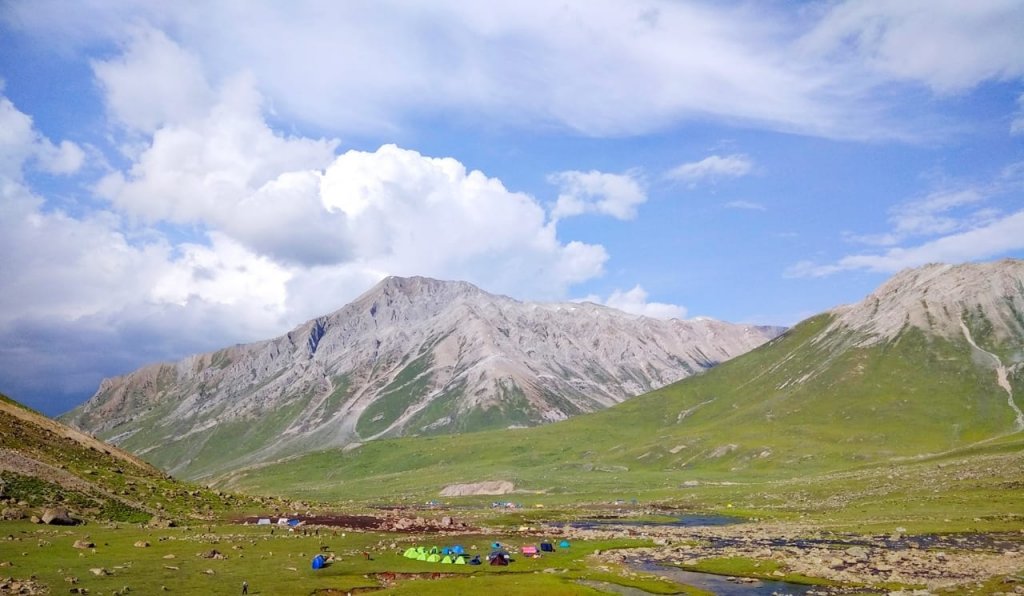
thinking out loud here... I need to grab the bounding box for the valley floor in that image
[2,509,1023,595]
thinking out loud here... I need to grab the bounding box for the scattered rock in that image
[73,540,95,549]
[133,541,150,548]
[89,567,110,576]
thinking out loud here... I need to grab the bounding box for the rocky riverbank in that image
[568,521,1024,592]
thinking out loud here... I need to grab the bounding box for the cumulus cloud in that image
[666,154,753,186]
[582,285,687,320]
[92,26,214,133]
[0,96,84,178]
[548,170,647,220]
[319,145,608,300]
[92,31,344,265]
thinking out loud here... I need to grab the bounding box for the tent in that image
[287,519,300,527]
[441,555,453,564]
[468,555,481,565]
[559,540,571,548]
[488,551,510,566]
[311,554,327,570]
[540,541,554,552]
[521,545,538,555]
[452,545,465,555]
[426,553,441,563]
[256,518,271,526]
[454,556,466,565]
[403,547,420,559]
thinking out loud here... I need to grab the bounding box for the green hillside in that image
[217,313,1024,530]
[0,392,270,524]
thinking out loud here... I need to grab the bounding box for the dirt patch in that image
[439,480,514,496]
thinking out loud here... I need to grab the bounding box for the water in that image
[633,561,819,596]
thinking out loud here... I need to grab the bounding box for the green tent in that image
[454,556,466,565]
[426,553,441,563]
[441,555,453,564]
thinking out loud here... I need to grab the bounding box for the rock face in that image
[827,259,1024,346]
[63,276,782,479]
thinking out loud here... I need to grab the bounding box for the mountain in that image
[218,260,1024,502]
[0,392,258,524]
[63,276,782,480]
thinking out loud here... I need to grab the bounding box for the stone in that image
[73,540,95,549]
[41,507,75,525]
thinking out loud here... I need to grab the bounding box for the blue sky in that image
[2,1,1023,416]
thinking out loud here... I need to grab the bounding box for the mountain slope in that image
[0,393,257,524]
[218,260,1024,502]
[63,276,781,480]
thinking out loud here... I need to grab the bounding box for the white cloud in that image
[666,154,754,185]
[92,26,214,133]
[15,0,1022,139]
[548,170,647,221]
[800,0,1024,94]
[791,164,1024,277]
[582,285,687,320]
[1012,92,1024,135]
[724,200,766,211]
[788,210,1024,277]
[0,96,84,178]
[92,32,343,265]
[318,145,608,301]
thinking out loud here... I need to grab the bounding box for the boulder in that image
[41,507,75,525]
[73,540,95,549]
[133,541,150,548]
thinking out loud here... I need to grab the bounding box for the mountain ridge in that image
[217,259,1024,504]
[64,275,782,479]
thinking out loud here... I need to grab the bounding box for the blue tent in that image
[287,519,300,527]
[559,540,570,548]
[452,545,465,555]
[311,554,326,570]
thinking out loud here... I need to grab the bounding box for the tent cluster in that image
[402,545,479,565]
[402,540,570,567]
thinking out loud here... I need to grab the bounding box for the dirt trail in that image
[959,319,1024,432]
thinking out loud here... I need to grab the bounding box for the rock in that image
[440,516,453,527]
[845,546,868,560]
[73,540,95,549]
[1,508,23,520]
[41,507,75,525]
[133,541,150,548]
[90,568,110,576]
[29,516,40,524]
[147,517,175,528]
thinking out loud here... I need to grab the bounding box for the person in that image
[242,580,248,594]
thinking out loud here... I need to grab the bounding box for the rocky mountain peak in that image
[64,275,781,479]
[828,259,1024,345]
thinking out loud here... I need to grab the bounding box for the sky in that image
[2,1,1023,416]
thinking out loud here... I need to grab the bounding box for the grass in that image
[0,521,690,596]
